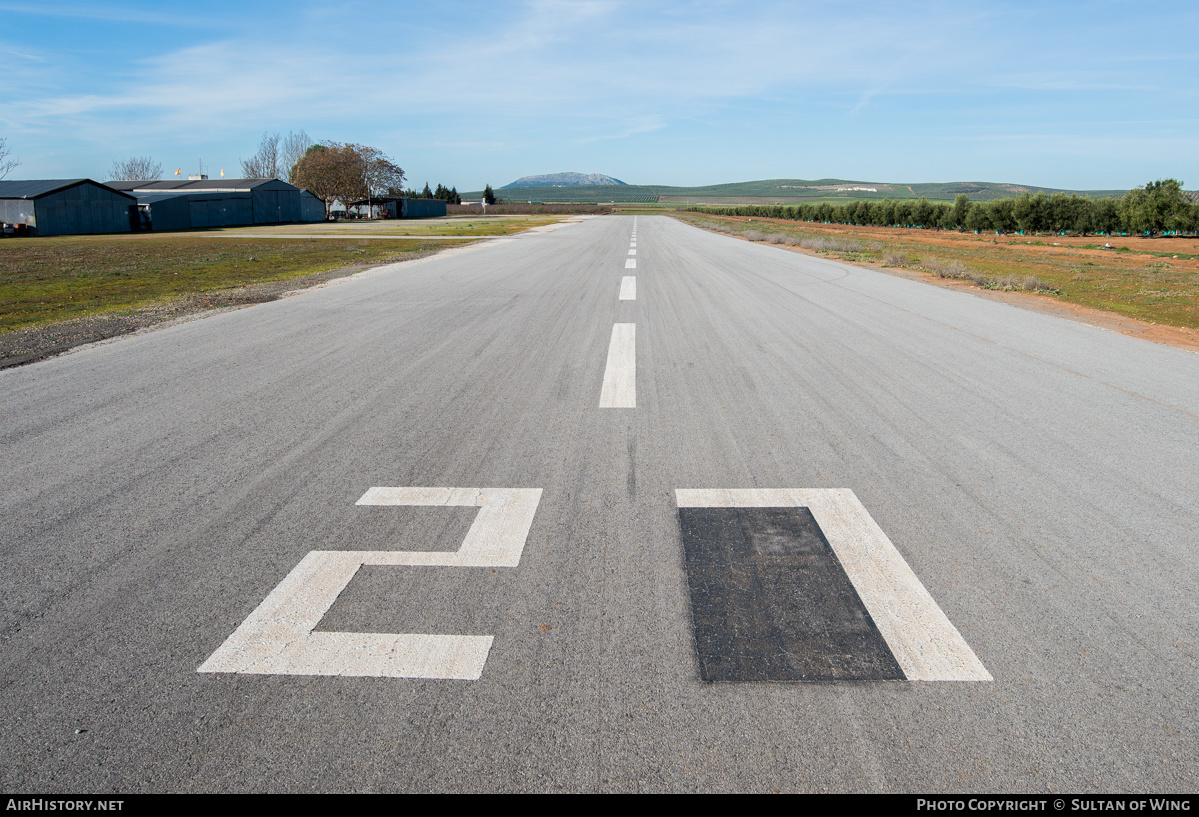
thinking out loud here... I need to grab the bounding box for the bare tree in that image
[280,130,312,183]
[109,156,163,181]
[1,137,21,180]
[241,132,281,179]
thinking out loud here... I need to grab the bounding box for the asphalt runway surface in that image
[2,215,1197,792]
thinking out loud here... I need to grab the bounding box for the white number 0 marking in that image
[198,488,542,680]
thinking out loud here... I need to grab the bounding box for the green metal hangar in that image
[0,179,137,236]
[344,195,448,219]
[106,177,325,231]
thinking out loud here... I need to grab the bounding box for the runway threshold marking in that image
[674,489,991,682]
[198,487,542,680]
[619,276,636,301]
[599,323,636,408]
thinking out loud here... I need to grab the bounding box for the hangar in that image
[0,179,137,236]
[106,177,325,231]
[345,196,448,219]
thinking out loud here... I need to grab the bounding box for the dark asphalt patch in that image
[678,506,904,683]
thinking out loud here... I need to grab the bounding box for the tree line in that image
[404,182,461,204]
[686,180,1198,237]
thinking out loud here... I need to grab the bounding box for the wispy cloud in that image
[575,118,666,144]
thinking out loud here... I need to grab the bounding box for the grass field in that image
[0,233,450,332]
[0,215,566,334]
[215,215,562,237]
[675,212,1199,332]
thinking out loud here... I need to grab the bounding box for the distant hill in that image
[502,172,626,188]
[470,177,1134,204]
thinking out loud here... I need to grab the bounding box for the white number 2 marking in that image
[198,488,542,680]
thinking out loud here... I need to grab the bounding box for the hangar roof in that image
[106,178,293,193]
[0,179,106,199]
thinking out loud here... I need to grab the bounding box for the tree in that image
[292,143,359,217]
[483,184,496,205]
[436,184,460,204]
[987,197,1017,233]
[879,199,897,226]
[1091,197,1122,234]
[280,130,311,183]
[964,199,990,232]
[1072,198,1095,237]
[353,144,404,217]
[241,132,281,179]
[1045,193,1075,233]
[1013,192,1050,233]
[951,194,971,230]
[1122,179,1189,236]
[291,141,403,218]
[0,136,18,180]
[911,197,935,228]
[241,130,311,180]
[109,156,162,181]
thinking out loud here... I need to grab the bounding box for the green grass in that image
[0,233,459,332]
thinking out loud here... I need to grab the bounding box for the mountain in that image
[467,177,1134,204]
[501,172,627,188]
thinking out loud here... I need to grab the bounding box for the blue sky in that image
[2,0,1196,191]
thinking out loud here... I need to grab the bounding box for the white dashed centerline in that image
[625,258,636,269]
[599,323,636,408]
[619,276,636,301]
